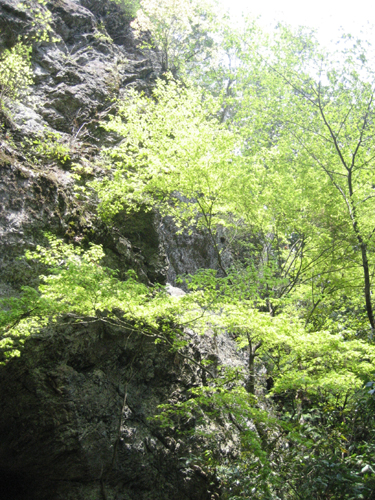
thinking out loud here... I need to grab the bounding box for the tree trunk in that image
[348,171,375,330]
[245,334,262,395]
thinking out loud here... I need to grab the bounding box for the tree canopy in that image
[2,2,375,498]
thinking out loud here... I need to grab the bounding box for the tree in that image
[109,0,140,19]
[130,0,220,74]
[226,25,375,331]
[92,75,245,276]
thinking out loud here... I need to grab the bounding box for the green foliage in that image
[90,21,375,498]
[0,235,183,362]
[93,22,113,43]
[0,287,49,361]
[0,42,33,110]
[94,75,242,232]
[109,0,140,19]
[0,0,58,114]
[178,273,375,398]
[229,24,375,329]
[130,0,222,74]
[5,6,375,497]
[21,130,71,165]
[153,333,375,499]
[19,0,57,42]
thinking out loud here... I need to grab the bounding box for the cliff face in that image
[0,1,237,498]
[0,317,237,500]
[0,0,166,295]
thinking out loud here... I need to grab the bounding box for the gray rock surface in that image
[0,318,244,500]
[161,216,232,288]
[166,282,186,297]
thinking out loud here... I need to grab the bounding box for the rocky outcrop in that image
[0,317,245,500]
[1,0,159,135]
[162,216,231,288]
[0,0,168,292]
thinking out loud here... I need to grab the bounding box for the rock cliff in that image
[0,316,239,500]
[0,0,166,295]
[0,1,238,499]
